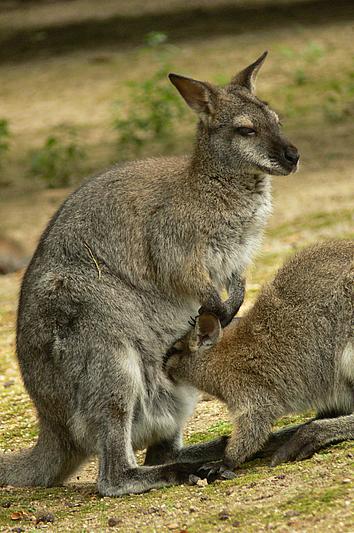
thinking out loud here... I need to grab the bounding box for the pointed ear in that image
[189,313,222,352]
[169,73,217,117]
[231,51,268,93]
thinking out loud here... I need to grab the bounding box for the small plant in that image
[293,68,307,86]
[113,33,186,160]
[29,126,86,188]
[303,41,325,63]
[323,72,354,123]
[0,119,10,165]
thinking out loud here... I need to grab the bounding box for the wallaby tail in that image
[0,422,84,488]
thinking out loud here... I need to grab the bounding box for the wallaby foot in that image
[252,422,311,460]
[99,462,207,497]
[144,434,229,466]
[144,434,182,466]
[271,414,354,466]
[196,460,236,484]
[177,435,229,463]
[98,414,209,496]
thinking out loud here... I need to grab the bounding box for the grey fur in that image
[0,53,298,495]
[166,241,354,469]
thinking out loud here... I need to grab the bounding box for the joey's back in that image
[216,240,353,409]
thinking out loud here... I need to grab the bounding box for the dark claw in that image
[188,316,197,327]
[220,469,237,480]
[188,474,202,485]
[197,462,233,484]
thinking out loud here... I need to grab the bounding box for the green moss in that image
[186,420,232,445]
[268,209,354,239]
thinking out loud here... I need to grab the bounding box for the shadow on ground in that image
[1,0,354,63]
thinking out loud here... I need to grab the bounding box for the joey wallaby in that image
[166,241,354,475]
[1,52,299,496]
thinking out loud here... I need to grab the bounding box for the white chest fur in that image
[205,175,272,289]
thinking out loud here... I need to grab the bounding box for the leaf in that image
[10,511,26,520]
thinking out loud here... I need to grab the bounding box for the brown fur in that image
[1,54,300,496]
[166,240,354,468]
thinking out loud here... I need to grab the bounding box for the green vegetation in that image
[187,420,233,445]
[29,126,86,188]
[0,119,10,167]
[113,32,186,160]
[0,3,353,530]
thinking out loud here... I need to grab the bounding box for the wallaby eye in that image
[235,126,256,137]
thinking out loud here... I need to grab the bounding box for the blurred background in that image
[0,2,353,529]
[0,0,353,274]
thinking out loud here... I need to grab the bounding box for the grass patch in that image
[268,208,354,239]
[186,420,232,445]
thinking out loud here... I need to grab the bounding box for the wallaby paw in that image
[188,316,197,327]
[270,423,322,466]
[197,461,236,484]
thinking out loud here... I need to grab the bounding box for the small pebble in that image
[284,510,300,517]
[36,512,55,524]
[108,517,122,527]
[166,523,179,530]
[1,500,12,508]
[218,510,229,520]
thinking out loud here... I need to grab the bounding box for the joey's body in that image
[168,241,354,467]
[1,53,299,495]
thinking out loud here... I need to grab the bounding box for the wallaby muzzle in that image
[276,140,300,174]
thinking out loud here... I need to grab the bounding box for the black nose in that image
[284,145,299,165]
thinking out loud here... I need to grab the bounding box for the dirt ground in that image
[0,0,353,531]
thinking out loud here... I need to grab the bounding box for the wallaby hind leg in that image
[97,413,207,496]
[252,406,353,461]
[253,422,311,460]
[271,414,354,466]
[144,431,228,466]
[0,419,84,487]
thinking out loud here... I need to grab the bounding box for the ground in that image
[0,0,353,531]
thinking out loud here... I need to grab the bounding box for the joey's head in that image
[166,313,222,379]
[169,52,299,177]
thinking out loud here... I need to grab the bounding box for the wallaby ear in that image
[189,313,222,352]
[230,51,268,93]
[169,73,217,117]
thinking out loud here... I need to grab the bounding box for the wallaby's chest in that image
[205,180,272,287]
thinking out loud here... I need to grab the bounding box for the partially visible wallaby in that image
[1,53,299,496]
[166,241,354,474]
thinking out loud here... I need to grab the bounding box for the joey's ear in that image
[169,73,217,117]
[189,313,222,351]
[230,51,268,93]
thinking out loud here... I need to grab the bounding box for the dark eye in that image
[235,127,256,136]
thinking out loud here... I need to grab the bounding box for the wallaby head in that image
[170,313,222,356]
[169,52,299,177]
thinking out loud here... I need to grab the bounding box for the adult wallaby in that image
[0,53,299,496]
[166,240,354,475]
